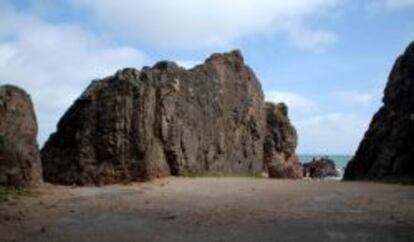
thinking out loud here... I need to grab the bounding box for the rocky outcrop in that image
[344,42,414,181]
[0,85,42,187]
[263,102,302,179]
[303,158,339,178]
[42,50,266,185]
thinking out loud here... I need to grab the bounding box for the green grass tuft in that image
[0,187,31,205]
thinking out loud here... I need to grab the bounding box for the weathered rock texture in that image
[303,158,339,178]
[344,42,414,181]
[42,50,266,185]
[0,85,42,187]
[263,102,302,179]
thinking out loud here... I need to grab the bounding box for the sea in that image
[298,154,353,179]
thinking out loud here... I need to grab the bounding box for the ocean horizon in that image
[298,154,352,170]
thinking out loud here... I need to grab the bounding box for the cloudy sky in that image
[0,0,413,154]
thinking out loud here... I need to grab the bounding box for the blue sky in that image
[0,0,413,154]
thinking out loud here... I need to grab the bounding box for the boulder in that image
[263,102,302,178]
[303,158,339,178]
[0,85,42,187]
[344,42,414,181]
[41,50,266,185]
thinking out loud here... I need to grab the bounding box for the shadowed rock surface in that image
[263,102,302,178]
[303,158,339,178]
[42,50,266,185]
[344,41,414,181]
[0,85,42,187]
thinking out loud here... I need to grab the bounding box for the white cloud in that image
[265,89,372,154]
[365,0,414,12]
[280,22,337,50]
[71,0,340,50]
[265,90,377,154]
[296,113,370,154]
[265,90,317,113]
[0,2,149,145]
[383,0,414,9]
[335,88,382,105]
[176,60,200,69]
[0,0,378,157]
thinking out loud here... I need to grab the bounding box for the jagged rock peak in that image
[206,49,244,63]
[263,101,302,179]
[344,41,414,181]
[42,50,266,185]
[383,41,414,111]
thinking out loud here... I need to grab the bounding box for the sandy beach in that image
[0,177,413,242]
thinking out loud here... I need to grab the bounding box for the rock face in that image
[263,102,302,179]
[344,42,414,181]
[303,158,339,178]
[42,50,266,185]
[0,85,42,187]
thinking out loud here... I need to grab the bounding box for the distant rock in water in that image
[344,42,414,181]
[42,50,267,185]
[263,102,302,178]
[0,85,42,187]
[303,158,339,178]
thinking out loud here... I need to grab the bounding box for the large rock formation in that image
[263,102,302,178]
[42,50,266,185]
[303,158,339,178]
[0,85,42,187]
[344,42,414,181]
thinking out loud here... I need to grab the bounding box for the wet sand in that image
[1,177,413,242]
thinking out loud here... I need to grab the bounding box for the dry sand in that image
[0,177,413,242]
